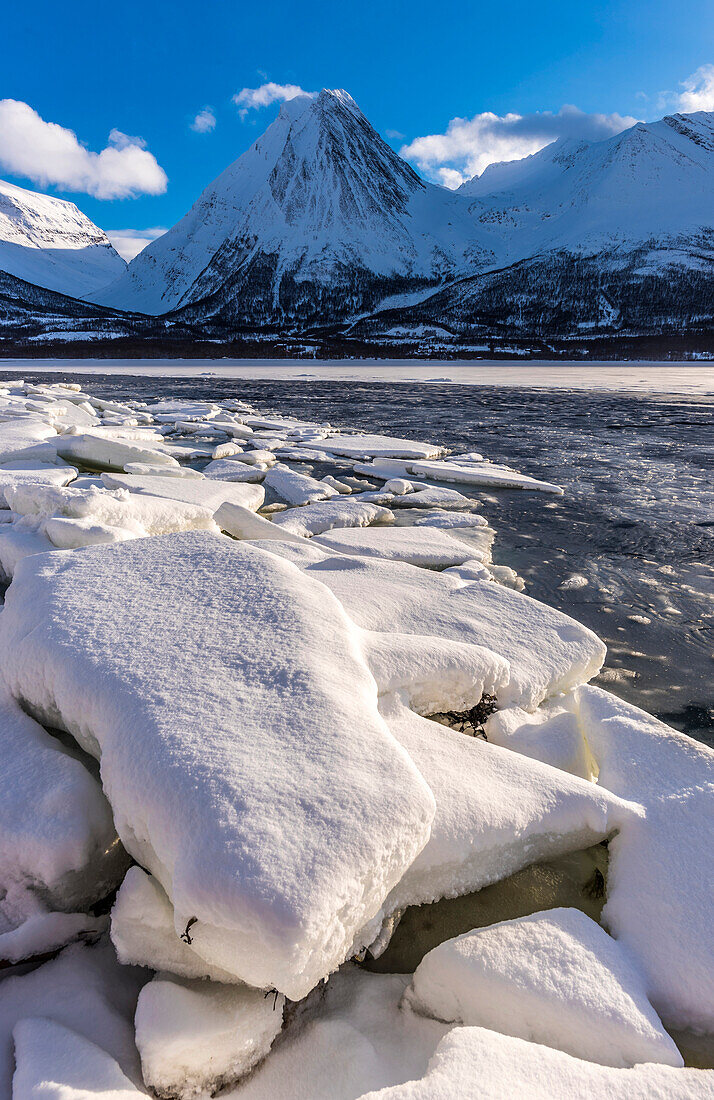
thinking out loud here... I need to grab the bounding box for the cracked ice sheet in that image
[256,544,606,711]
[0,533,434,1000]
[358,1027,714,1100]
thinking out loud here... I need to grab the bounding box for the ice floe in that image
[135,975,284,1098]
[404,907,682,1067]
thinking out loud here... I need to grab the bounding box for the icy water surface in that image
[5,372,712,744]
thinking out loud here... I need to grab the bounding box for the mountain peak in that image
[0,177,125,298]
[93,86,488,318]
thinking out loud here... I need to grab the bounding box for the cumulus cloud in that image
[0,100,167,200]
[233,82,310,119]
[190,108,216,133]
[401,104,639,188]
[677,64,714,112]
[105,227,167,262]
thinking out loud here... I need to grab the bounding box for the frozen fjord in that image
[0,377,709,1098]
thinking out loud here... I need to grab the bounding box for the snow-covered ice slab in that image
[356,695,631,943]
[55,433,179,472]
[214,503,306,545]
[12,1017,145,1098]
[0,682,125,941]
[297,553,606,710]
[223,966,449,1100]
[135,975,284,1098]
[0,533,434,999]
[409,459,564,494]
[111,867,237,983]
[0,939,147,1094]
[263,467,338,506]
[0,419,57,464]
[271,500,392,538]
[313,527,479,570]
[413,510,488,529]
[318,434,445,460]
[0,463,77,497]
[359,1027,713,1100]
[100,472,265,512]
[354,457,563,493]
[576,687,714,1033]
[405,908,681,1067]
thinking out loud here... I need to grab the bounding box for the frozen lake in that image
[1,358,713,393]
[2,362,712,744]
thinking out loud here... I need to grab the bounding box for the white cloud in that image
[385,128,405,141]
[401,104,639,188]
[105,227,167,262]
[677,64,714,112]
[190,108,216,133]
[233,82,310,119]
[0,100,167,200]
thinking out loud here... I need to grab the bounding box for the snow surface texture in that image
[404,907,682,1067]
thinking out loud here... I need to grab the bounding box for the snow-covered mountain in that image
[0,179,126,299]
[460,111,714,267]
[6,99,714,351]
[93,90,493,324]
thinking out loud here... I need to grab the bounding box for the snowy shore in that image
[0,379,711,1098]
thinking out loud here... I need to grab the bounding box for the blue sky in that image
[3,0,714,255]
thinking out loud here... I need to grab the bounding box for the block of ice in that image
[576,686,714,1033]
[263,467,338,506]
[405,907,682,1067]
[312,527,478,570]
[272,500,393,538]
[0,534,434,999]
[356,695,631,945]
[101,471,264,512]
[317,434,446,461]
[135,975,284,1098]
[0,939,147,1094]
[111,867,237,983]
[0,682,124,941]
[486,698,595,780]
[55,434,179,472]
[301,554,606,710]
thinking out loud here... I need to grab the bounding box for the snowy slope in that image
[93,90,493,321]
[0,178,126,299]
[460,111,714,266]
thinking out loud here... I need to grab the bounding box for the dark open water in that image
[5,373,712,744]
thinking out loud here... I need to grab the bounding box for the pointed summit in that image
[93,89,489,322]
